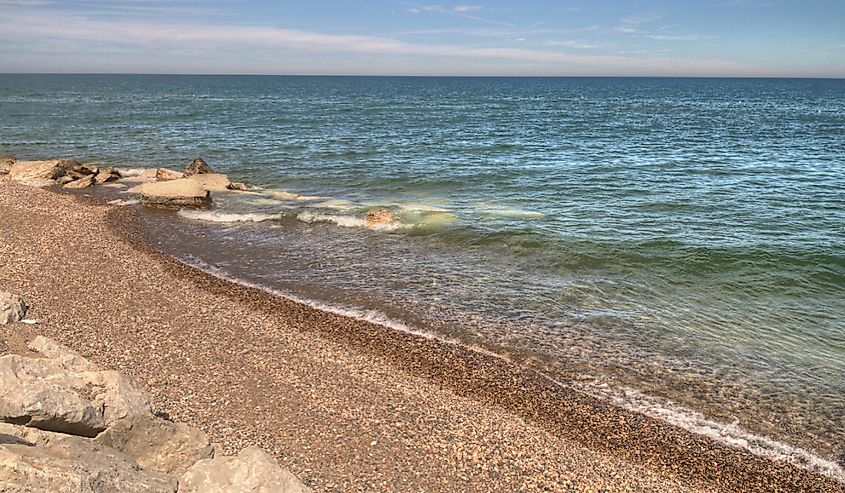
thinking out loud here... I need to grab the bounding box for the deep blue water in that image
[1,75,843,467]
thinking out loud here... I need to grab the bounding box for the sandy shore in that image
[0,175,840,492]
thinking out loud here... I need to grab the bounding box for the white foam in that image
[296,211,407,231]
[475,203,547,219]
[178,210,279,223]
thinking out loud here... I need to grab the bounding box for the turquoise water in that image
[1,75,843,466]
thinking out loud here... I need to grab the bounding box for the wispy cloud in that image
[399,1,515,27]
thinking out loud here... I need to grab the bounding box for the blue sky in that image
[1,1,843,76]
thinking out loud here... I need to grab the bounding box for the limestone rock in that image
[187,173,231,192]
[57,159,97,176]
[63,175,96,189]
[184,157,214,177]
[227,182,248,191]
[96,414,214,476]
[365,208,399,226]
[0,338,152,437]
[0,292,26,325]
[179,446,310,493]
[57,175,76,186]
[9,160,65,182]
[157,168,185,181]
[0,155,14,175]
[0,439,177,493]
[95,167,121,184]
[140,179,211,210]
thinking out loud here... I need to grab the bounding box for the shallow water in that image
[1,74,843,466]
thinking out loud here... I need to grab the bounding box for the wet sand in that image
[0,175,840,492]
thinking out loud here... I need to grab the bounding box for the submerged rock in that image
[139,179,211,210]
[156,168,185,181]
[180,446,311,493]
[365,208,399,226]
[63,174,96,189]
[184,157,214,177]
[227,181,248,191]
[0,292,27,325]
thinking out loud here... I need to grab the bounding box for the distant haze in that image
[1,0,843,77]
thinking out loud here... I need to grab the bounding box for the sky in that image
[1,0,843,77]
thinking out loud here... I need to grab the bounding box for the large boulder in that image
[139,179,211,210]
[184,157,214,177]
[0,155,14,175]
[95,414,214,476]
[9,160,65,183]
[156,168,185,181]
[0,438,177,493]
[0,337,152,437]
[63,175,96,189]
[0,292,26,325]
[187,173,231,192]
[364,208,399,227]
[179,446,311,493]
[58,159,98,177]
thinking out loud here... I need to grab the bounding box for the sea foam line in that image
[174,255,843,484]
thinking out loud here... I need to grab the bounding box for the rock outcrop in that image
[156,168,185,181]
[180,446,311,493]
[227,181,248,191]
[0,336,310,492]
[184,157,214,177]
[0,292,27,325]
[365,208,399,226]
[139,179,211,210]
[95,167,122,184]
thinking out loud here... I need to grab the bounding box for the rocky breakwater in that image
[0,312,310,491]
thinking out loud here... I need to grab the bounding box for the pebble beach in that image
[0,174,842,492]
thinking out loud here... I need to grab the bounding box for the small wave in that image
[475,203,547,219]
[398,203,451,213]
[269,190,301,200]
[311,199,354,210]
[296,211,406,231]
[178,210,279,223]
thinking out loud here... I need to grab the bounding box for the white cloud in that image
[453,5,481,12]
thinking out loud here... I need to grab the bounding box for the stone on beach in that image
[365,208,399,226]
[0,336,152,437]
[139,179,212,210]
[63,174,97,189]
[187,173,232,191]
[95,414,215,476]
[180,446,311,493]
[58,159,98,177]
[0,292,27,325]
[9,160,65,183]
[184,157,214,177]
[227,181,248,191]
[95,166,122,184]
[0,155,14,175]
[157,168,186,181]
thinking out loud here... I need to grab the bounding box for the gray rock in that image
[179,446,311,493]
[184,157,214,177]
[140,179,211,210]
[0,292,27,325]
[96,414,214,476]
[0,339,152,437]
[0,438,177,493]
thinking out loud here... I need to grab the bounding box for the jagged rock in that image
[0,422,85,447]
[95,167,121,184]
[0,438,177,493]
[179,446,311,493]
[187,173,231,192]
[0,292,26,325]
[227,182,248,191]
[156,168,185,181]
[57,175,76,186]
[63,175,96,189]
[365,208,399,226]
[9,160,65,183]
[96,414,214,476]
[184,157,213,177]
[58,159,98,176]
[0,338,152,437]
[0,155,14,175]
[140,179,211,210]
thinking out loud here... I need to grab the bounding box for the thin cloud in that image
[453,5,482,13]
